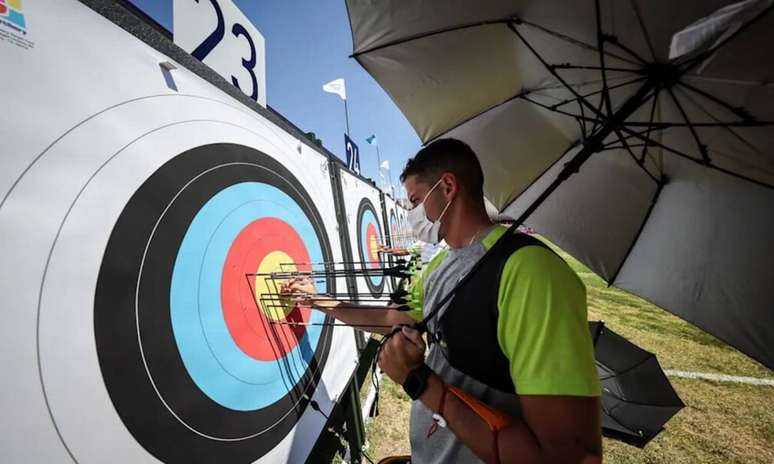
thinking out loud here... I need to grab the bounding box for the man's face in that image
[403,174,446,222]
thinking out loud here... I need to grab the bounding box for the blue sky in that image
[127,0,420,194]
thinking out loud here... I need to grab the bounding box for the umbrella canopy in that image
[590,321,684,447]
[346,0,774,369]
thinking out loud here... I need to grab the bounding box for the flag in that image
[380,160,390,170]
[366,134,378,145]
[322,78,346,100]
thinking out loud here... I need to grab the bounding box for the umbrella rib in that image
[677,87,763,155]
[640,86,661,163]
[497,141,581,215]
[625,120,774,128]
[630,0,657,62]
[602,390,683,409]
[349,17,512,57]
[665,86,711,163]
[598,354,656,381]
[610,128,662,184]
[424,75,632,145]
[508,22,609,123]
[552,64,642,73]
[551,75,649,111]
[620,127,774,190]
[603,143,650,150]
[607,179,666,286]
[516,18,640,66]
[603,38,649,66]
[577,99,588,140]
[677,4,774,72]
[590,91,607,133]
[594,0,661,184]
[675,80,753,121]
[683,75,774,88]
[519,94,601,124]
[599,0,621,119]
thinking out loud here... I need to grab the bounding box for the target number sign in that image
[174,0,267,106]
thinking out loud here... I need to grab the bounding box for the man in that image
[285,138,601,463]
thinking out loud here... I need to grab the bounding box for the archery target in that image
[355,197,386,295]
[95,144,335,462]
[338,168,389,302]
[396,205,410,249]
[0,2,358,461]
[381,194,401,290]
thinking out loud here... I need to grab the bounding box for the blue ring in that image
[170,182,324,411]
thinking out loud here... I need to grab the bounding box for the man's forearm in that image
[418,374,595,464]
[418,374,530,463]
[319,301,414,334]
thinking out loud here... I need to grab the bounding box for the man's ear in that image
[440,173,459,199]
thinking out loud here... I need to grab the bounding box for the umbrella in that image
[590,321,684,447]
[346,0,774,369]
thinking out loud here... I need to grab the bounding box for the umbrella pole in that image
[509,76,665,228]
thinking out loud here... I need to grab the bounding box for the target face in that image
[387,208,401,289]
[389,209,399,249]
[356,197,385,296]
[94,144,334,463]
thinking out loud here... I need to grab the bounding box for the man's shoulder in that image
[500,239,583,293]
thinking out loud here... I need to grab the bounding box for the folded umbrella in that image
[590,321,684,447]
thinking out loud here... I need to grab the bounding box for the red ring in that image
[221,218,313,361]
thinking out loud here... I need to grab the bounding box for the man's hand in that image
[378,326,426,384]
[280,277,339,310]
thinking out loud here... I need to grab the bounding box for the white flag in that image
[380,160,390,170]
[322,78,346,100]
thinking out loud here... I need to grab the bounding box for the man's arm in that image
[283,277,415,334]
[419,373,601,463]
[380,330,601,464]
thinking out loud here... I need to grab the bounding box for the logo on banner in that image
[345,134,360,174]
[0,0,26,32]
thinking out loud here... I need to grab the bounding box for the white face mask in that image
[407,179,453,244]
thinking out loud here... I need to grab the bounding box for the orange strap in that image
[447,385,513,464]
[447,385,513,432]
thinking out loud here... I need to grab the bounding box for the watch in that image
[402,364,432,400]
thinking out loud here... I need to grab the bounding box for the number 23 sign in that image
[174,0,267,107]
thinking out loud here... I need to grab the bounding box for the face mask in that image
[407,179,453,244]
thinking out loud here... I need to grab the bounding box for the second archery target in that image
[338,168,390,301]
[355,197,386,295]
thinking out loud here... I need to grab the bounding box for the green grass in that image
[364,239,774,463]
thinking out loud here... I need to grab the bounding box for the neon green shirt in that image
[407,226,600,397]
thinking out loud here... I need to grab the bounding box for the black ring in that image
[94,143,334,463]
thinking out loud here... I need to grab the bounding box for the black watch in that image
[402,364,432,400]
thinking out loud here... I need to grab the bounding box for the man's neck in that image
[443,205,494,249]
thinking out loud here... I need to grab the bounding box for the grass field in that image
[362,240,774,463]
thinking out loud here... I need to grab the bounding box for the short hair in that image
[400,138,484,199]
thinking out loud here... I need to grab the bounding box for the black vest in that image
[432,232,551,394]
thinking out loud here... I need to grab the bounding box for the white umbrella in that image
[346,0,774,369]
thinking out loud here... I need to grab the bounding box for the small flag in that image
[322,78,346,100]
[366,134,378,145]
[380,160,390,170]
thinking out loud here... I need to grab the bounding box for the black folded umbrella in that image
[589,321,684,447]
